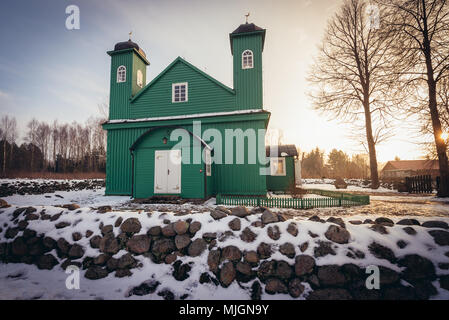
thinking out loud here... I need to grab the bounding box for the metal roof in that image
[266,144,298,157]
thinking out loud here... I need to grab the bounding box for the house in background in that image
[380,160,439,180]
[102,22,273,199]
[266,145,301,191]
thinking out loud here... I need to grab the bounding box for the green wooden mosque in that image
[102,21,299,199]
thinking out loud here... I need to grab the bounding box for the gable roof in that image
[382,160,439,172]
[266,144,298,157]
[131,56,235,103]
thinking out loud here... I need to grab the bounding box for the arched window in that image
[117,65,126,83]
[137,70,143,88]
[242,50,253,69]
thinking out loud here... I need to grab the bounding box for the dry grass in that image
[1,171,105,180]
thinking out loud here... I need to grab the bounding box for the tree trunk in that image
[2,140,6,176]
[363,99,380,189]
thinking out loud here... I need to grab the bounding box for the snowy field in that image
[0,179,448,300]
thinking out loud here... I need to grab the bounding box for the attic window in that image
[172,82,188,103]
[117,65,126,83]
[270,157,286,176]
[242,50,253,69]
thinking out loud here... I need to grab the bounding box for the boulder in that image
[189,221,202,234]
[117,253,137,269]
[147,226,162,236]
[72,232,82,242]
[397,218,420,226]
[101,225,113,236]
[127,234,151,254]
[211,209,227,220]
[280,242,296,258]
[115,269,132,278]
[114,216,123,227]
[314,241,336,258]
[261,209,279,224]
[120,218,141,234]
[257,260,277,281]
[236,261,255,282]
[85,230,93,238]
[222,245,242,262]
[55,221,71,229]
[398,254,436,283]
[128,280,160,296]
[42,237,56,250]
[220,262,236,287]
[287,223,298,236]
[230,206,249,218]
[85,266,109,280]
[422,220,449,229]
[370,224,389,235]
[325,225,350,244]
[368,242,396,263]
[294,255,315,276]
[36,254,58,270]
[275,260,293,280]
[68,244,85,259]
[240,227,257,243]
[90,235,102,249]
[25,213,39,221]
[207,249,221,273]
[265,278,288,294]
[63,203,80,211]
[188,238,207,257]
[173,260,192,281]
[97,205,112,214]
[288,278,305,298]
[428,230,449,246]
[327,217,345,228]
[99,234,120,255]
[403,227,417,235]
[152,238,176,256]
[161,224,176,237]
[267,225,281,240]
[244,251,259,266]
[0,199,9,208]
[93,254,110,266]
[257,242,272,259]
[228,218,241,231]
[317,265,347,287]
[251,281,262,300]
[5,227,19,239]
[175,234,191,250]
[374,217,394,227]
[11,237,27,256]
[56,238,70,254]
[173,220,189,235]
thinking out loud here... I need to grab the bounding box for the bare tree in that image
[0,115,18,175]
[378,0,449,196]
[308,0,400,189]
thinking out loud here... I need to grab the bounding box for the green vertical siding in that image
[131,60,236,118]
[109,51,133,120]
[232,33,264,110]
[266,157,295,192]
[132,53,147,97]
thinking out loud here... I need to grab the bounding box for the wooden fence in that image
[216,189,369,209]
[405,175,432,194]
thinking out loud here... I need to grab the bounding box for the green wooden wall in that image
[266,157,295,192]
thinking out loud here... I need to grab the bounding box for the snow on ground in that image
[1,179,449,300]
[2,188,130,208]
[302,183,398,194]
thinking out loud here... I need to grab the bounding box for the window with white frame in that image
[270,157,286,176]
[205,149,212,176]
[117,65,126,83]
[242,50,254,69]
[137,70,143,88]
[172,82,188,103]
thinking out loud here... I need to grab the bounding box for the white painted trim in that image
[107,109,265,124]
[270,157,286,176]
[242,50,254,69]
[172,82,188,103]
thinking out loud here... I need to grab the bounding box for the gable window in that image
[242,50,253,69]
[117,65,126,83]
[172,82,188,103]
[137,70,143,88]
[270,157,286,176]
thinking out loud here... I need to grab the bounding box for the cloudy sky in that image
[0,0,426,162]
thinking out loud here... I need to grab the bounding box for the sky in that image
[0,0,427,162]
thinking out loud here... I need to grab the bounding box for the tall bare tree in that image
[378,0,449,196]
[0,115,18,175]
[308,0,399,189]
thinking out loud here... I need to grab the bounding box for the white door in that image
[154,150,181,194]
